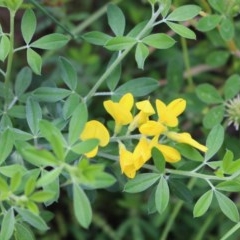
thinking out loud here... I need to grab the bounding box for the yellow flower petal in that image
[155,144,181,163]
[119,144,136,178]
[166,131,208,152]
[119,93,134,112]
[139,120,167,136]
[85,146,98,158]
[103,93,134,129]
[80,120,110,146]
[168,98,186,117]
[133,137,151,169]
[136,100,155,115]
[156,98,186,127]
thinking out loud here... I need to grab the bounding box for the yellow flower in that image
[133,137,152,170]
[104,93,134,134]
[151,135,181,163]
[128,100,155,132]
[156,98,186,127]
[166,131,208,152]
[119,137,152,178]
[119,144,136,178]
[80,120,110,158]
[139,120,167,136]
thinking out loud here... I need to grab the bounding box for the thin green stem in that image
[180,36,194,90]
[84,6,164,102]
[14,45,28,53]
[194,212,216,240]
[4,9,16,109]
[160,178,197,240]
[220,222,240,240]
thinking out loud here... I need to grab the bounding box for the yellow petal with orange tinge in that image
[168,98,186,117]
[166,131,208,152]
[139,120,167,136]
[80,120,110,147]
[155,144,181,163]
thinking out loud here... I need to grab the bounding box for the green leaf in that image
[26,97,42,136]
[175,144,204,162]
[161,0,172,18]
[82,31,112,46]
[14,67,32,97]
[16,142,58,167]
[71,139,99,155]
[205,124,224,161]
[105,36,136,51]
[0,35,10,61]
[30,191,55,202]
[59,57,77,91]
[0,176,9,193]
[135,42,149,69]
[89,171,116,189]
[114,77,159,97]
[142,33,175,49]
[224,74,240,100]
[203,105,225,129]
[216,180,240,192]
[10,172,22,192]
[196,83,223,104]
[151,147,165,173]
[0,164,27,178]
[27,48,42,75]
[208,0,225,13]
[14,223,35,240]
[107,4,125,36]
[21,9,36,44]
[73,184,92,229]
[0,208,15,240]
[219,18,234,41]
[168,178,193,203]
[166,22,196,39]
[206,50,230,67]
[10,128,33,141]
[193,190,213,217]
[63,94,80,120]
[155,177,169,214]
[30,33,69,50]
[127,21,150,38]
[7,105,26,119]
[196,15,221,32]
[33,87,71,102]
[106,53,122,91]
[39,120,66,161]
[0,129,14,165]
[215,190,239,222]
[37,167,62,187]
[68,102,88,145]
[166,5,201,21]
[222,149,234,173]
[224,159,240,175]
[16,208,49,231]
[124,173,160,193]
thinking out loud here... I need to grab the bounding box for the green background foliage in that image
[1,0,240,239]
